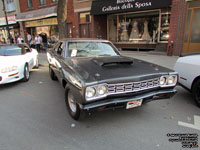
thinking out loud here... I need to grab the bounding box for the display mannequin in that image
[129,20,140,40]
[109,19,117,41]
[120,20,128,41]
[142,20,152,41]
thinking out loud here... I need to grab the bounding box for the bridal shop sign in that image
[91,0,172,15]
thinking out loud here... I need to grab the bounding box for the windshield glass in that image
[67,42,119,57]
[0,46,22,56]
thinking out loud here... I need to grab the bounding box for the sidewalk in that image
[38,51,179,70]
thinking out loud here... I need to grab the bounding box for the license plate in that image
[126,99,143,109]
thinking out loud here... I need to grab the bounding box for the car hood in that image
[64,56,173,84]
[0,55,24,67]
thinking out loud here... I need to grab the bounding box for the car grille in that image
[107,78,160,95]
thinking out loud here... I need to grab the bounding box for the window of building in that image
[6,0,15,12]
[52,0,58,3]
[40,0,46,5]
[79,12,91,24]
[27,0,33,8]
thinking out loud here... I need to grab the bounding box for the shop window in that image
[27,0,33,8]
[80,12,91,24]
[40,0,46,5]
[108,10,170,44]
[6,0,15,12]
[190,9,200,43]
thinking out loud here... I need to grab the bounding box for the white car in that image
[174,53,200,107]
[0,44,39,84]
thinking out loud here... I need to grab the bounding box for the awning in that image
[0,23,19,29]
[16,6,57,22]
[91,0,172,15]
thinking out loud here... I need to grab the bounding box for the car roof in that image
[61,38,110,43]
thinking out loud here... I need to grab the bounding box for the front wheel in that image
[22,64,30,82]
[65,88,81,120]
[192,79,200,107]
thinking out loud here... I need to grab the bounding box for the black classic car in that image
[47,39,178,120]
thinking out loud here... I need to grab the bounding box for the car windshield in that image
[67,42,119,57]
[0,46,22,56]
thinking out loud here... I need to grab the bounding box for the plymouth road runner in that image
[47,39,178,120]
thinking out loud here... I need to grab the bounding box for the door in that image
[79,24,90,38]
[183,3,200,53]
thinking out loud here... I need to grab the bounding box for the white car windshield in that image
[67,42,119,57]
[0,46,22,56]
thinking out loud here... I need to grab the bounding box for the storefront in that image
[0,15,19,43]
[183,0,200,53]
[91,0,172,50]
[16,6,58,41]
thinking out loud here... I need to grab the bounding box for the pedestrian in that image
[41,32,48,51]
[35,34,42,52]
[30,37,35,48]
[27,32,32,45]
[17,35,24,44]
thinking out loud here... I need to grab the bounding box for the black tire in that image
[22,64,30,82]
[65,88,81,120]
[192,79,200,107]
[49,65,57,80]
[34,57,39,69]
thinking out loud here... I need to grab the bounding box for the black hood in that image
[64,56,173,84]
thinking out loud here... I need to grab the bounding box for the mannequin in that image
[142,20,152,41]
[120,20,128,41]
[129,20,140,40]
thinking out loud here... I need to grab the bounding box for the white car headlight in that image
[160,76,167,85]
[86,87,96,99]
[96,85,107,95]
[1,66,17,73]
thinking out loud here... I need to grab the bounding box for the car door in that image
[51,41,66,82]
[22,45,34,69]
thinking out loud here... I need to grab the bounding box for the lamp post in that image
[2,0,12,44]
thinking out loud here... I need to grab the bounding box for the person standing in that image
[35,34,42,52]
[27,32,32,45]
[41,33,48,50]
[17,35,24,44]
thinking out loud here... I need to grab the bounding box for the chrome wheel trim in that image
[68,91,77,113]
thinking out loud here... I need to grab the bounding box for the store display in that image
[142,20,152,41]
[109,19,117,41]
[129,20,140,41]
[120,20,129,41]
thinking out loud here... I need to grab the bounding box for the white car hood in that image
[0,55,25,67]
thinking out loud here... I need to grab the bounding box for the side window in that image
[54,42,64,56]
[24,46,31,53]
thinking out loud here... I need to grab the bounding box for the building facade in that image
[0,0,23,43]
[17,0,58,41]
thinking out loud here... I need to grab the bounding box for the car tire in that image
[65,88,81,120]
[34,57,39,69]
[192,79,200,107]
[49,65,57,81]
[22,64,30,82]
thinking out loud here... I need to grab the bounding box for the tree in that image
[57,0,68,39]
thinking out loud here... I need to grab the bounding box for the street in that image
[0,52,200,150]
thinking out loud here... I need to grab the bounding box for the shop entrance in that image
[183,1,200,53]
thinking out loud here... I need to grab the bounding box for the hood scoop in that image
[92,56,133,67]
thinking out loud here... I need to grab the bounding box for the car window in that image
[67,42,119,57]
[0,46,22,56]
[24,46,31,53]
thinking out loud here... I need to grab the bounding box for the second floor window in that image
[27,0,33,8]
[52,0,58,2]
[6,0,15,12]
[40,0,46,5]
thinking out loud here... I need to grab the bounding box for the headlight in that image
[86,87,96,99]
[167,75,177,85]
[160,76,167,85]
[1,66,17,73]
[160,75,177,87]
[85,84,108,101]
[96,85,107,95]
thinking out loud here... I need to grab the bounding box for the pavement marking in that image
[20,91,34,97]
[178,115,200,131]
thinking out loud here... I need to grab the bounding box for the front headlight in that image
[1,66,17,73]
[160,75,177,87]
[86,87,96,99]
[85,84,108,101]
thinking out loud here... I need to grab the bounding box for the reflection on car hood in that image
[65,56,173,83]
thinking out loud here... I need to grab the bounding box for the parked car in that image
[174,53,200,107]
[0,44,39,84]
[47,39,178,120]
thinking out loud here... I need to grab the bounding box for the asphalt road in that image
[0,52,199,150]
